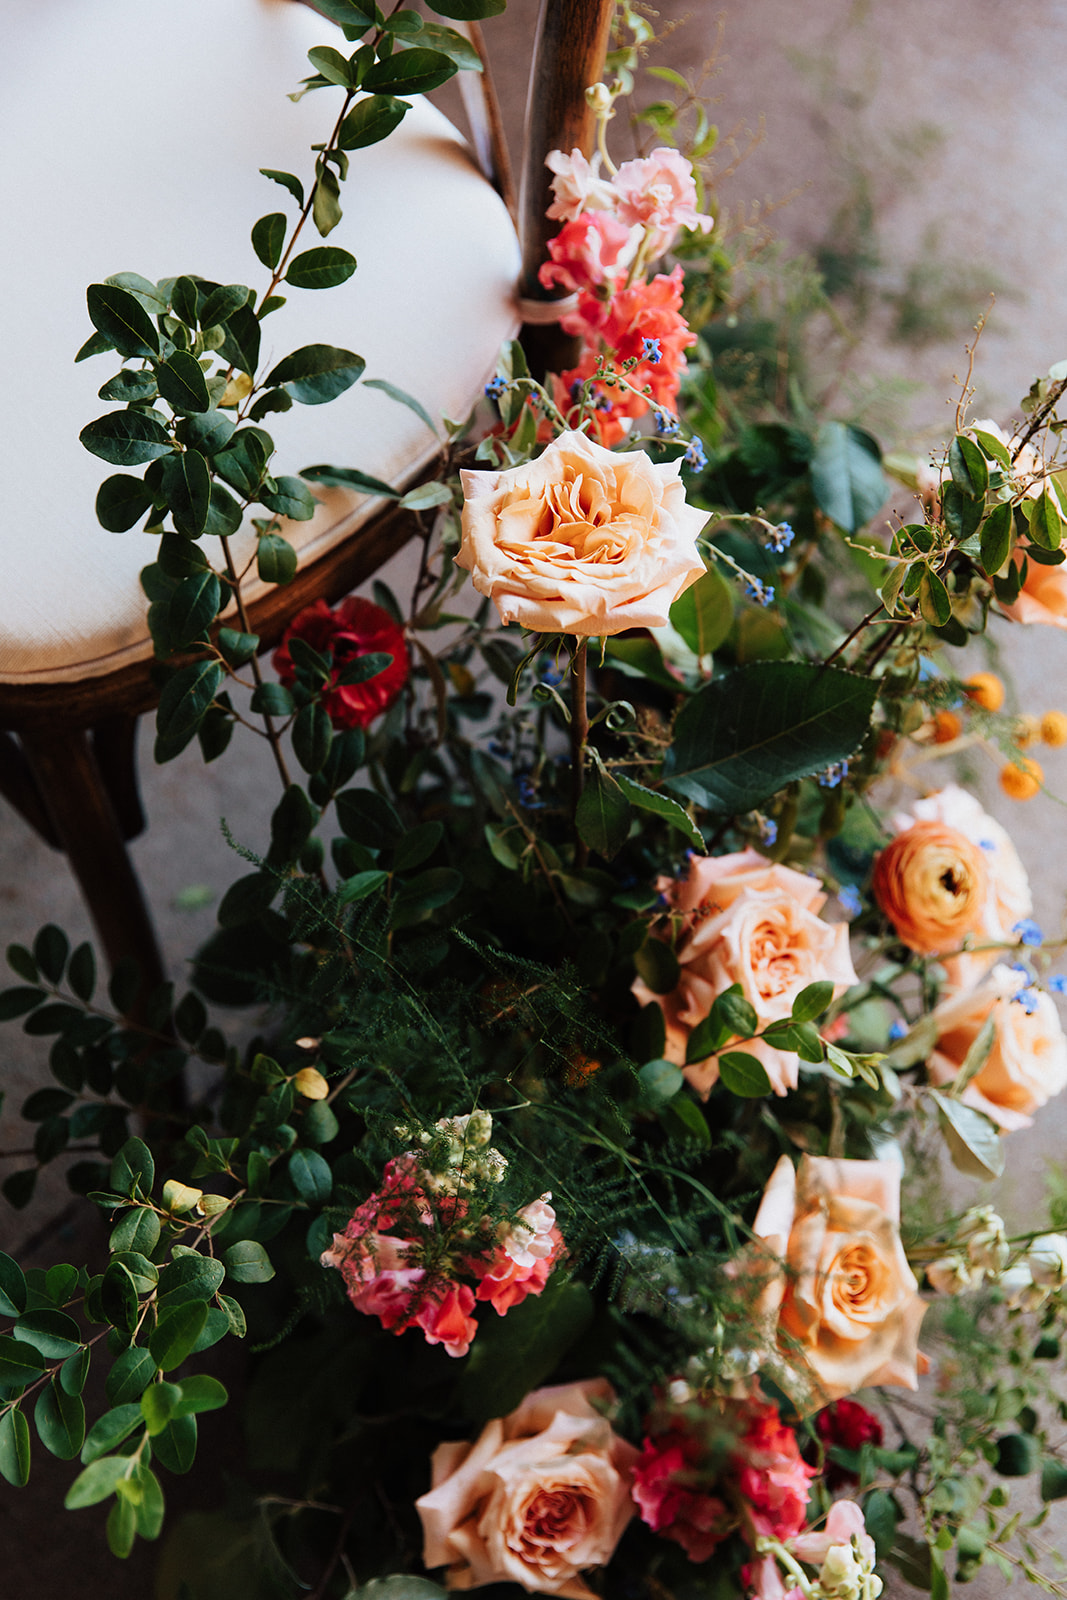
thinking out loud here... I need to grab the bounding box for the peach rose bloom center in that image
[457,430,707,636]
[871,820,989,954]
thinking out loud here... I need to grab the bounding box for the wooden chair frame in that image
[0,0,614,992]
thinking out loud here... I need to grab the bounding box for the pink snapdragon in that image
[613,147,714,255]
[473,1193,564,1314]
[538,211,632,296]
[545,147,618,221]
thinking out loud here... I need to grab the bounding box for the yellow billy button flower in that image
[1000,756,1043,800]
[294,1067,330,1100]
[162,1179,204,1214]
[964,671,1005,712]
[1041,709,1067,746]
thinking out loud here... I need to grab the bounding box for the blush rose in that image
[632,852,857,1098]
[751,1154,927,1405]
[926,962,1067,1130]
[416,1379,638,1597]
[456,430,707,636]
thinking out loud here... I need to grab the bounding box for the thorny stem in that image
[570,638,589,870]
[219,533,292,790]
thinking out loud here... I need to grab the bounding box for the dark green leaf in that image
[217,628,259,668]
[994,1433,1039,1476]
[616,777,703,851]
[86,284,159,360]
[13,1309,81,1359]
[284,248,357,291]
[632,937,679,996]
[251,212,288,271]
[259,168,305,206]
[980,500,1014,576]
[288,1149,332,1206]
[150,1303,208,1371]
[810,420,889,533]
[662,663,877,813]
[221,1241,275,1284]
[156,1255,226,1307]
[216,304,261,377]
[250,683,294,718]
[95,474,155,532]
[312,161,343,238]
[715,986,758,1036]
[179,409,236,457]
[337,94,409,150]
[65,1454,133,1508]
[157,351,211,415]
[110,1138,154,1200]
[76,330,114,362]
[80,411,171,467]
[67,942,96,1003]
[155,661,224,762]
[404,20,484,69]
[0,986,45,1022]
[718,1051,772,1097]
[949,434,989,500]
[1031,489,1063,551]
[168,571,221,647]
[260,475,316,520]
[292,702,333,773]
[0,1408,30,1487]
[152,1412,197,1474]
[424,0,505,14]
[199,284,251,330]
[0,1333,47,1388]
[575,762,631,860]
[213,427,270,497]
[81,1403,143,1464]
[862,1488,901,1562]
[34,1378,85,1459]
[337,869,389,905]
[0,1253,27,1317]
[257,533,297,585]
[305,0,374,25]
[99,369,158,404]
[930,1089,1005,1180]
[791,981,834,1022]
[300,461,401,499]
[684,1010,729,1063]
[267,784,318,866]
[266,344,365,405]
[363,46,457,95]
[1041,1459,1067,1501]
[336,787,403,847]
[669,562,734,656]
[109,1207,161,1257]
[160,449,212,537]
[2,1170,36,1210]
[918,566,951,626]
[101,1262,139,1334]
[393,820,444,872]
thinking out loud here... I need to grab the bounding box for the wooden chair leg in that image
[19,726,166,997]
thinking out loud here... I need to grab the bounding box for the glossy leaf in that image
[154,661,224,762]
[307,0,374,26]
[80,411,171,467]
[86,283,159,360]
[13,1309,82,1359]
[221,1241,275,1284]
[284,247,357,291]
[791,981,834,1022]
[363,46,458,95]
[1031,488,1063,551]
[110,1137,154,1199]
[718,1051,772,1097]
[288,1149,332,1206]
[0,1334,47,1388]
[65,1454,132,1509]
[95,474,154,532]
[199,284,252,329]
[260,475,316,519]
[251,212,288,271]
[338,94,409,150]
[257,533,298,585]
[616,776,704,851]
[267,343,365,405]
[0,1252,27,1317]
[980,500,1013,575]
[949,434,989,500]
[157,351,211,414]
[34,1378,85,1459]
[810,420,889,533]
[150,1303,208,1371]
[81,1403,143,1464]
[0,1409,31,1487]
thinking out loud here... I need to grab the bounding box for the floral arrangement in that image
[7,5,1067,1598]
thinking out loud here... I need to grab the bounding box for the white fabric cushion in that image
[0,0,520,684]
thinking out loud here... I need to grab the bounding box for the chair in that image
[0,0,613,990]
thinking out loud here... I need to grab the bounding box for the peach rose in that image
[871,819,989,955]
[633,854,857,1098]
[456,431,707,636]
[927,963,1067,1130]
[751,1155,927,1404]
[416,1379,638,1597]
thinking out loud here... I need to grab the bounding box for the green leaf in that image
[399,481,453,510]
[616,776,704,851]
[65,1454,132,1509]
[199,481,243,538]
[110,1137,154,1200]
[980,500,1014,576]
[1041,1458,1067,1501]
[659,1092,710,1147]
[404,20,484,69]
[789,980,834,1022]
[221,1241,275,1284]
[393,820,444,872]
[199,284,252,330]
[918,566,951,626]
[363,46,458,95]
[575,761,631,860]
[929,1089,1005,1180]
[424,0,505,17]
[685,1009,730,1064]
[105,1346,157,1407]
[173,1375,228,1417]
[109,1207,161,1257]
[284,247,357,291]
[312,161,343,238]
[391,867,463,927]
[107,1492,137,1558]
[300,462,401,499]
[260,475,316,520]
[81,1403,143,1464]
[0,1408,30,1486]
[973,427,1012,468]
[86,284,160,360]
[34,1378,85,1459]
[292,702,333,773]
[363,379,438,439]
[99,368,158,404]
[941,480,983,543]
[156,351,211,415]
[80,411,171,467]
[307,44,359,86]
[662,662,877,813]
[632,936,679,996]
[862,1488,901,1562]
[140,1380,182,1436]
[267,784,318,866]
[0,987,45,1022]
[715,986,758,1037]
[337,94,410,150]
[336,788,403,847]
[304,0,375,26]
[458,1276,592,1421]
[152,1413,197,1475]
[260,168,305,207]
[213,427,270,497]
[157,1255,226,1307]
[0,1252,27,1317]
[637,1058,684,1106]
[95,474,155,532]
[288,1148,332,1206]
[150,1303,208,1372]
[266,344,365,406]
[131,1461,164,1539]
[0,1334,46,1389]
[994,1433,1039,1476]
[810,420,889,533]
[257,533,298,585]
[166,571,221,649]
[249,213,287,273]
[718,1051,772,1097]
[669,562,734,656]
[1031,488,1063,551]
[337,869,389,905]
[13,1309,82,1359]
[101,1262,140,1334]
[155,661,224,763]
[949,434,989,500]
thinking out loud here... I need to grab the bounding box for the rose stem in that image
[570,636,589,871]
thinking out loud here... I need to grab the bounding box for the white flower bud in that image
[668,1378,692,1406]
[966,1218,1010,1274]
[1000,1263,1049,1312]
[927,1254,977,1296]
[584,82,615,117]
[1027,1233,1067,1289]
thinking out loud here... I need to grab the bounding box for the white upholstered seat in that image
[0,0,521,684]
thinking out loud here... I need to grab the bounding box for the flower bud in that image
[1027,1233,1067,1289]
[163,1179,204,1214]
[927,1254,977,1296]
[965,1216,1009,1274]
[584,82,614,117]
[294,1066,329,1100]
[999,1263,1049,1312]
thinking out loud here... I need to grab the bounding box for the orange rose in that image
[751,1155,927,1405]
[927,963,1067,1131]
[416,1379,638,1597]
[633,853,857,1098]
[456,430,706,636]
[871,819,989,955]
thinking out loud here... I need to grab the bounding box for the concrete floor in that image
[5,0,1067,1592]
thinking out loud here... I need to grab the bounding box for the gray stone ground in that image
[5,0,1067,1591]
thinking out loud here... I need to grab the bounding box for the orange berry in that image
[1000,757,1043,800]
[965,671,1005,712]
[564,1051,601,1087]
[1041,710,1067,747]
[931,710,962,744]
[1013,713,1042,750]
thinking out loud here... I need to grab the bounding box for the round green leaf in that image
[337,94,409,150]
[284,248,357,291]
[717,1051,773,1097]
[221,1240,275,1284]
[95,474,155,532]
[86,283,160,360]
[156,350,211,415]
[251,212,288,271]
[266,343,365,405]
[80,411,171,467]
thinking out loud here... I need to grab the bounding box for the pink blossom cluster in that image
[321,1152,563,1359]
[537,147,712,444]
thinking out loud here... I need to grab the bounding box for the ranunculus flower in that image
[891,787,1031,988]
[751,1155,928,1405]
[456,429,707,636]
[926,963,1067,1130]
[416,1379,638,1597]
[612,147,714,255]
[538,211,632,296]
[632,853,857,1098]
[631,1429,728,1562]
[545,148,618,222]
[272,595,409,729]
[870,819,989,955]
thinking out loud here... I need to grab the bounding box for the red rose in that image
[272,596,409,730]
[813,1399,883,1487]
